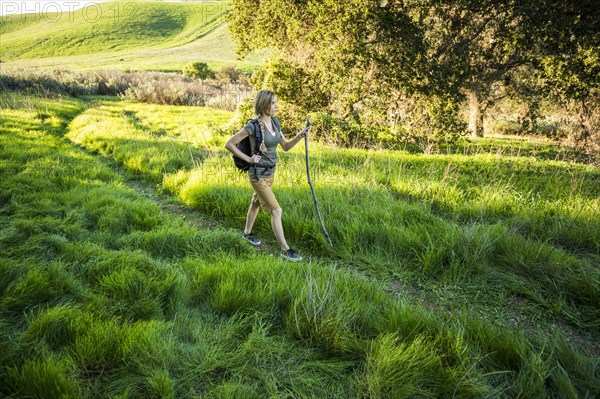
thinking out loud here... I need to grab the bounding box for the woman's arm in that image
[225,128,262,164]
[279,126,310,152]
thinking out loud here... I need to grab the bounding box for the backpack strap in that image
[271,116,281,133]
[248,119,263,155]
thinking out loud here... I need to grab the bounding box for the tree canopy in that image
[228,0,599,141]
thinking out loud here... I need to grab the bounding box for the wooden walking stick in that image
[304,118,333,247]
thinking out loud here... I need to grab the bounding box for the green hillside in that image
[0,1,268,71]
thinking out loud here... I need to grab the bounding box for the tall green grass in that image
[64,98,600,331]
[66,97,231,181]
[2,92,599,397]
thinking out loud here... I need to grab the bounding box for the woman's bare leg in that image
[270,207,289,250]
[244,200,260,234]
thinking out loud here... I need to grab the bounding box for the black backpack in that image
[233,117,280,171]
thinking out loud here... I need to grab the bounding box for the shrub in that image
[182,62,215,80]
[206,96,237,111]
[215,64,240,84]
[309,113,396,149]
[0,69,252,109]
[121,79,205,106]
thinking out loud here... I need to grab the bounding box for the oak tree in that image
[228,0,598,139]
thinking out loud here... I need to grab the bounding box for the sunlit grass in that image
[1,1,225,59]
[0,2,269,72]
[64,96,600,330]
[66,97,231,181]
[1,92,599,398]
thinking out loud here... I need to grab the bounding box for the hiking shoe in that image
[281,248,302,261]
[242,232,261,246]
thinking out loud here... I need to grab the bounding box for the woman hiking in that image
[225,90,310,261]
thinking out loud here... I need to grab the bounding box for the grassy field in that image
[1,91,598,398]
[0,1,269,72]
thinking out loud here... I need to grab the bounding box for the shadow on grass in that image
[75,136,212,183]
[121,110,168,137]
[379,136,594,164]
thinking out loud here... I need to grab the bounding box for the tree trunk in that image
[468,85,484,137]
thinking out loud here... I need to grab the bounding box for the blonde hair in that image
[253,90,274,153]
[254,90,275,116]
